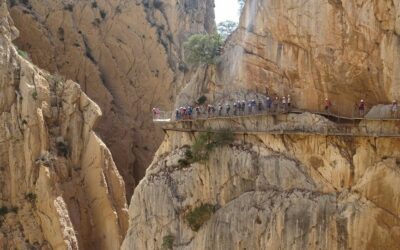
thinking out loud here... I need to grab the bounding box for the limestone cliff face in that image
[179,0,400,115]
[8,0,215,196]
[123,1,400,245]
[0,1,127,249]
[122,115,400,249]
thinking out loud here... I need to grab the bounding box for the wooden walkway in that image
[154,109,400,138]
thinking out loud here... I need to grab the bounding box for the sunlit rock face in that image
[180,0,400,116]
[122,0,400,249]
[0,1,127,249]
[9,0,215,197]
[122,126,400,249]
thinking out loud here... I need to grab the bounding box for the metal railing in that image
[153,105,400,123]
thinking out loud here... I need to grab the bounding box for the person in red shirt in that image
[324,98,332,113]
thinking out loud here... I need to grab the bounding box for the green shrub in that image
[191,131,212,162]
[213,129,234,146]
[183,33,223,65]
[17,49,30,60]
[196,95,207,105]
[100,9,107,19]
[0,206,8,216]
[185,204,216,231]
[161,235,174,249]
[31,90,38,100]
[191,129,233,163]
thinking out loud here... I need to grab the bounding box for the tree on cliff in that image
[217,21,238,40]
[183,33,223,65]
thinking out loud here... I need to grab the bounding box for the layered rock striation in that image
[9,0,215,196]
[0,1,127,249]
[179,0,400,116]
[123,116,400,249]
[123,0,400,249]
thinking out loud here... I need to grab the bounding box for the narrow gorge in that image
[1,0,400,249]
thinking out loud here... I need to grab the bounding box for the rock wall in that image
[123,1,400,248]
[8,0,215,197]
[122,125,400,249]
[180,0,400,116]
[0,1,128,249]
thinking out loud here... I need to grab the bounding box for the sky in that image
[214,0,241,24]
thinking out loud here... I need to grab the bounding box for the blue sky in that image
[214,0,241,24]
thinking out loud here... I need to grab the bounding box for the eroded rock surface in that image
[0,1,127,249]
[122,128,400,249]
[9,0,215,196]
[179,0,400,116]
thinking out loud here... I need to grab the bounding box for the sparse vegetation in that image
[183,33,223,65]
[178,62,188,73]
[64,3,74,12]
[0,206,8,216]
[192,129,233,162]
[185,204,216,231]
[177,129,234,166]
[0,206,18,216]
[161,235,174,250]
[91,1,98,8]
[31,90,38,100]
[17,49,30,61]
[25,192,37,204]
[100,9,107,19]
[196,95,207,105]
[56,141,69,157]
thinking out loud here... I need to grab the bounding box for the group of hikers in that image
[174,95,293,120]
[152,94,399,121]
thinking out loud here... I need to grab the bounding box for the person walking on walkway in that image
[195,106,201,117]
[175,109,180,120]
[391,100,398,118]
[287,95,292,111]
[218,104,223,116]
[282,97,287,112]
[258,100,263,112]
[273,96,279,112]
[324,98,332,113]
[226,103,231,116]
[266,97,272,112]
[359,99,365,117]
[233,102,238,115]
[246,101,251,113]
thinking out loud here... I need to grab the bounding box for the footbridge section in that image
[154,111,400,138]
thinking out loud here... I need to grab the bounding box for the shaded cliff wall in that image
[0,1,127,249]
[9,0,215,197]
